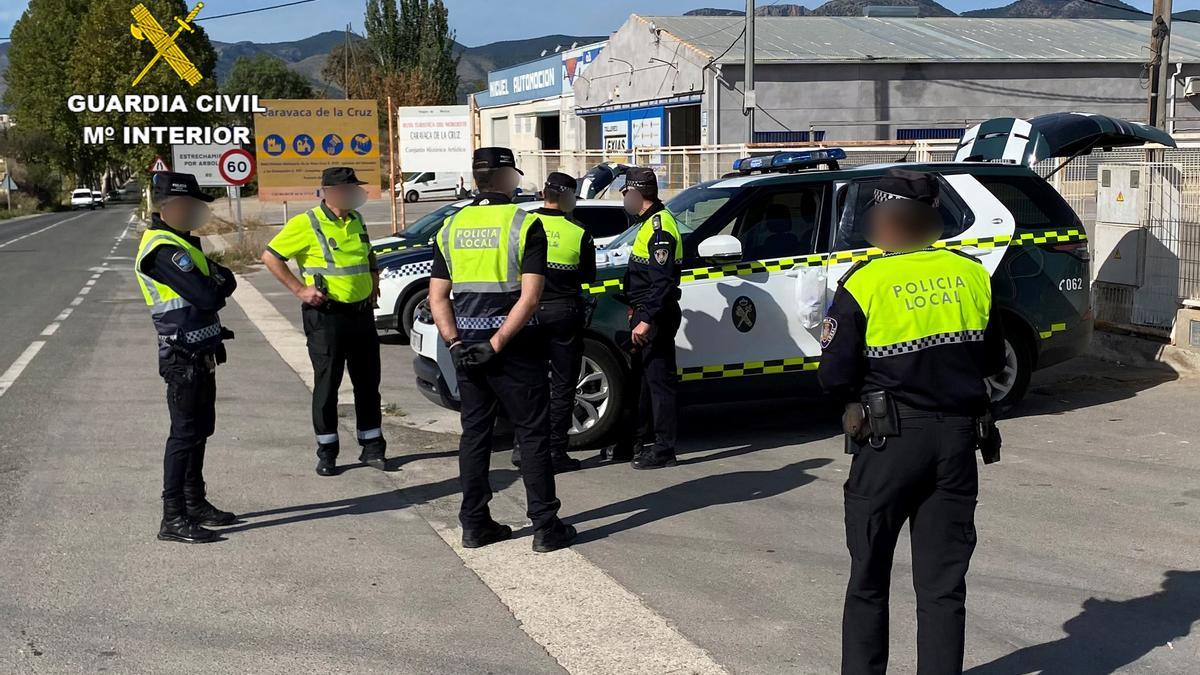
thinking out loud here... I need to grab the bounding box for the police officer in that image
[818,169,1006,675]
[511,172,594,473]
[135,171,238,543]
[601,167,682,469]
[261,167,387,476]
[428,147,576,553]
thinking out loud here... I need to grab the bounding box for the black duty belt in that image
[312,299,374,314]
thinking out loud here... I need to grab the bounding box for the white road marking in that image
[70,297,84,306]
[79,287,91,296]
[231,270,728,674]
[56,309,73,322]
[0,342,46,399]
[41,324,60,337]
[85,279,97,286]
[0,213,87,249]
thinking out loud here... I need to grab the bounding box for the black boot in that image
[532,520,577,553]
[358,440,387,471]
[158,498,217,544]
[183,482,236,526]
[316,445,340,476]
[462,520,513,549]
[552,452,582,473]
[632,449,677,470]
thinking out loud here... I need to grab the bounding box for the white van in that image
[395,172,470,203]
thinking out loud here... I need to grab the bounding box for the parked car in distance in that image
[395,171,470,203]
[92,191,106,208]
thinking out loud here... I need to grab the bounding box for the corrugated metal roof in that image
[642,16,1200,63]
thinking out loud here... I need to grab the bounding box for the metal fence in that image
[517,141,1200,332]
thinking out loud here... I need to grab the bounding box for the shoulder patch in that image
[821,317,838,348]
[837,260,870,286]
[170,249,195,273]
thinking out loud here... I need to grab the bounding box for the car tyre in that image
[988,329,1032,414]
[398,286,428,339]
[568,338,626,449]
[405,190,419,203]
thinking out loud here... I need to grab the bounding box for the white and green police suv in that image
[411,113,1173,448]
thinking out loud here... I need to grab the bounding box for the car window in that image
[973,173,1081,231]
[833,175,974,251]
[401,203,464,242]
[604,186,736,250]
[734,185,826,260]
[572,206,631,239]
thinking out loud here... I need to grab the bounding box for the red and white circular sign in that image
[218,148,256,186]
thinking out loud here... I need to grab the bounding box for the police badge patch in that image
[171,250,194,272]
[821,317,838,348]
[654,247,669,265]
[328,236,339,250]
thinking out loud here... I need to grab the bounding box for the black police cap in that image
[624,167,658,196]
[321,166,368,187]
[544,171,577,194]
[472,147,524,175]
[870,168,940,207]
[151,171,214,203]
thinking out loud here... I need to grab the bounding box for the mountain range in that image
[686,0,1200,19]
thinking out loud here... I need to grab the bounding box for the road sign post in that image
[218,147,256,245]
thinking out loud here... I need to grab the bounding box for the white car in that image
[395,171,471,203]
[373,198,632,338]
[70,189,96,210]
[92,190,106,208]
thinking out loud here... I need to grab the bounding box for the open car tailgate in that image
[954,113,1177,166]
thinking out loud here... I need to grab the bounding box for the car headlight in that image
[414,298,434,324]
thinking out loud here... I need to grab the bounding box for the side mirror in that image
[697,235,742,264]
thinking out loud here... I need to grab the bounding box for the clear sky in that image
[2,0,1198,45]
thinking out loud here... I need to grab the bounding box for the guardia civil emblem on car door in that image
[733,296,756,332]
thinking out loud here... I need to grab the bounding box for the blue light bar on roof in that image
[732,148,846,173]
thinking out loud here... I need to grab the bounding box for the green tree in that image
[223,54,314,127]
[321,39,377,99]
[69,0,220,183]
[4,0,91,179]
[360,0,459,105]
[416,0,458,105]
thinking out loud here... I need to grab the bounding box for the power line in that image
[196,0,319,22]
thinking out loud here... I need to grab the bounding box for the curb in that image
[1088,329,1200,376]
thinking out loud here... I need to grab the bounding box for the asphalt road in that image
[0,207,1198,673]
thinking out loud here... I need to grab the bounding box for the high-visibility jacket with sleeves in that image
[437,203,536,342]
[135,226,224,359]
[624,203,683,325]
[267,203,374,303]
[817,248,1006,415]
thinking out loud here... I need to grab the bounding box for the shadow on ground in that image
[967,570,1200,675]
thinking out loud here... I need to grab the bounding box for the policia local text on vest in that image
[817,169,1006,675]
[262,167,388,477]
[428,147,577,554]
[135,171,238,544]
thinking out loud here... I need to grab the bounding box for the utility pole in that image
[744,0,756,145]
[1148,0,1173,129]
[388,95,399,236]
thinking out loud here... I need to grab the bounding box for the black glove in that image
[449,341,469,370]
[461,342,497,370]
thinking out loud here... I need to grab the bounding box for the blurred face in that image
[494,167,521,196]
[622,188,648,216]
[865,201,942,253]
[158,196,211,232]
[324,184,368,211]
[549,189,577,214]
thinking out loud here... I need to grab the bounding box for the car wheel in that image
[988,332,1032,414]
[398,286,428,339]
[568,339,626,449]
[405,190,419,203]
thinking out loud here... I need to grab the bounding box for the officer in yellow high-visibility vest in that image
[261,167,387,477]
[510,172,595,473]
[135,171,238,544]
[601,167,683,470]
[428,147,576,553]
[818,169,1006,675]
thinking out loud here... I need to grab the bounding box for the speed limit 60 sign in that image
[218,148,256,186]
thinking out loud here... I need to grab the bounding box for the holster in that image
[861,390,899,449]
[976,411,1002,464]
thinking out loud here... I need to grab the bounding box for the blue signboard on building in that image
[479,54,563,108]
